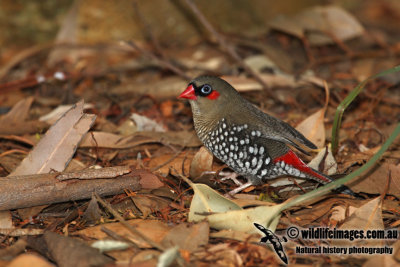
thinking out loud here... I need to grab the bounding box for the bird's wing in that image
[248,104,317,154]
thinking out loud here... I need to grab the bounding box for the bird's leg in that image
[219,171,243,186]
[227,181,253,196]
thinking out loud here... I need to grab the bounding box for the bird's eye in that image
[200,84,212,95]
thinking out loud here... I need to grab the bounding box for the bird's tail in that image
[273,151,355,196]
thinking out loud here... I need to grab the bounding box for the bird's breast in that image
[198,118,278,184]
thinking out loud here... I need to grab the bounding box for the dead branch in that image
[0,167,162,210]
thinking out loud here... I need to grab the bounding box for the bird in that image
[178,75,353,195]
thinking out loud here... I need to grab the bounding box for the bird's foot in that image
[219,171,243,186]
[225,181,253,197]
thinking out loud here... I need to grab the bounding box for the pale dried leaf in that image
[0,210,13,228]
[337,197,384,247]
[0,228,44,236]
[347,163,400,196]
[210,229,260,243]
[77,219,171,248]
[296,108,326,148]
[0,97,48,135]
[10,101,96,176]
[130,113,165,132]
[244,54,279,73]
[47,0,81,66]
[268,15,304,38]
[187,182,283,233]
[111,76,187,99]
[161,222,209,252]
[308,146,337,175]
[203,243,243,266]
[0,96,34,123]
[91,240,130,253]
[362,240,400,267]
[39,103,94,124]
[188,183,242,223]
[80,131,201,148]
[157,246,179,267]
[132,195,170,218]
[222,74,297,91]
[330,205,357,224]
[269,5,364,46]
[189,146,213,178]
[342,197,384,230]
[296,5,364,45]
[7,253,54,267]
[352,58,375,82]
[148,152,192,177]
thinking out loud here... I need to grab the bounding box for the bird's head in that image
[178,76,241,119]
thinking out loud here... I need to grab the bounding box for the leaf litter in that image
[0,1,399,266]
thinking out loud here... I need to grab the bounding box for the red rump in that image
[273,151,332,183]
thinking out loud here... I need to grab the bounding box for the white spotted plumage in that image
[202,118,315,185]
[180,76,353,195]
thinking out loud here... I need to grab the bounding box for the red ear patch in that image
[207,90,220,100]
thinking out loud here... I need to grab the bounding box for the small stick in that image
[124,40,190,80]
[94,193,165,251]
[183,0,279,102]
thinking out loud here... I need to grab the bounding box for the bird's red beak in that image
[178,84,197,100]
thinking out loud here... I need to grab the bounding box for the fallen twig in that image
[182,0,279,102]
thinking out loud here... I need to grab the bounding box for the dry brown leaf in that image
[347,163,400,197]
[189,146,213,178]
[330,205,357,225]
[296,108,326,148]
[135,170,164,189]
[362,240,400,267]
[7,253,54,267]
[0,96,34,122]
[210,229,260,243]
[286,198,365,227]
[9,101,96,176]
[222,74,297,91]
[111,76,187,99]
[148,152,193,177]
[0,228,44,236]
[161,221,209,252]
[297,5,364,45]
[77,219,172,248]
[335,197,384,247]
[43,231,113,267]
[199,243,243,266]
[80,131,201,149]
[268,15,304,38]
[0,97,48,135]
[132,195,170,218]
[341,197,384,230]
[47,0,80,66]
[39,103,94,125]
[269,5,364,46]
[0,210,12,228]
[130,113,165,132]
[352,58,375,82]
[308,146,337,175]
